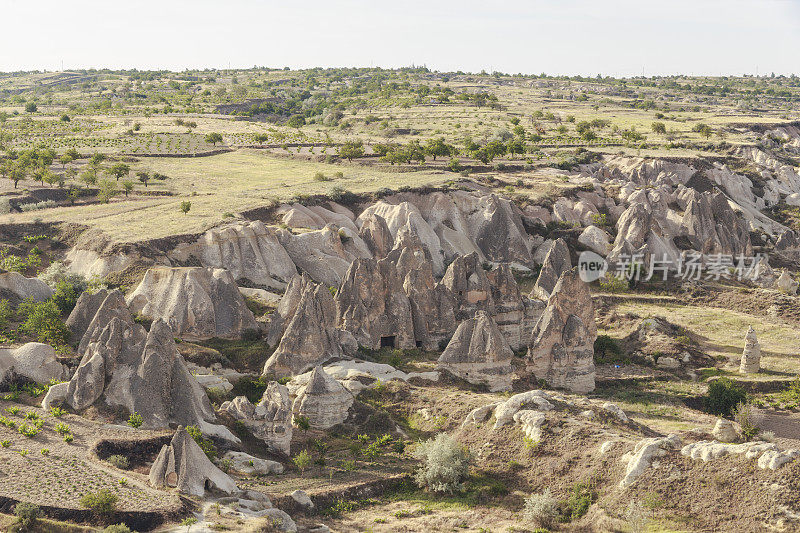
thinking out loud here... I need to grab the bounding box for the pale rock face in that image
[0,272,53,302]
[358,213,395,259]
[619,434,682,488]
[602,402,629,423]
[263,275,349,377]
[712,418,739,443]
[488,264,544,350]
[740,326,761,374]
[149,426,237,497]
[335,257,416,350]
[530,238,571,300]
[0,343,69,385]
[222,450,283,475]
[775,269,799,295]
[127,266,258,340]
[292,366,353,430]
[681,440,800,470]
[493,390,554,428]
[442,252,495,320]
[220,382,293,455]
[578,225,611,255]
[276,225,369,287]
[66,289,113,341]
[527,268,596,394]
[170,221,297,290]
[514,410,547,441]
[437,311,514,392]
[291,489,314,510]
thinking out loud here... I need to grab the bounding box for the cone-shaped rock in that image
[149,426,237,497]
[740,326,761,374]
[438,311,514,391]
[292,366,353,430]
[527,268,596,393]
[531,238,571,300]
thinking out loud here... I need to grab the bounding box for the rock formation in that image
[48,301,236,441]
[335,257,416,350]
[712,418,739,442]
[0,271,53,302]
[437,311,514,391]
[776,269,799,295]
[65,288,113,341]
[220,382,293,455]
[527,268,596,393]
[149,426,237,497]
[263,275,353,377]
[740,326,761,374]
[169,221,297,290]
[276,224,369,287]
[0,343,69,385]
[488,264,544,350]
[358,213,394,259]
[292,366,353,430]
[442,252,495,319]
[531,238,571,300]
[127,266,258,340]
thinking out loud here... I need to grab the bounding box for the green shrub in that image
[51,279,82,314]
[127,411,143,428]
[80,489,118,517]
[14,502,40,530]
[565,481,597,520]
[0,299,11,329]
[106,455,130,469]
[101,525,132,533]
[594,335,624,364]
[734,402,759,440]
[293,449,312,474]
[413,433,471,493]
[18,299,70,346]
[186,425,216,460]
[523,489,559,529]
[706,377,747,417]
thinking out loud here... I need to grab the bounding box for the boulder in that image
[493,390,554,428]
[531,238,571,300]
[127,266,258,340]
[527,268,596,394]
[712,418,739,443]
[0,343,69,385]
[220,382,293,455]
[620,435,681,488]
[290,489,314,510]
[292,366,353,430]
[149,426,237,497]
[437,311,514,392]
[263,275,351,377]
[578,225,611,255]
[0,272,53,302]
[740,326,761,374]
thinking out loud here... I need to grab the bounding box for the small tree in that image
[706,377,747,417]
[424,137,454,161]
[180,201,191,215]
[121,180,134,196]
[293,449,312,475]
[413,433,471,493]
[97,179,118,203]
[24,102,37,113]
[204,132,223,146]
[651,122,666,134]
[109,163,130,181]
[338,140,365,161]
[136,171,150,187]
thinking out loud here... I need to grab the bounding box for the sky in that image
[1,0,799,76]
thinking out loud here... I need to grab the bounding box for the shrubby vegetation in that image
[413,433,471,493]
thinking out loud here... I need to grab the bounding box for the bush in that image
[523,489,559,529]
[127,411,143,428]
[80,489,118,517]
[706,377,747,417]
[14,502,40,530]
[293,449,312,474]
[51,279,83,314]
[18,299,70,346]
[734,402,760,439]
[186,425,216,460]
[593,335,623,364]
[101,525,132,533]
[413,433,471,493]
[106,455,129,470]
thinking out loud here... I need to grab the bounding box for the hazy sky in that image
[1,0,799,76]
